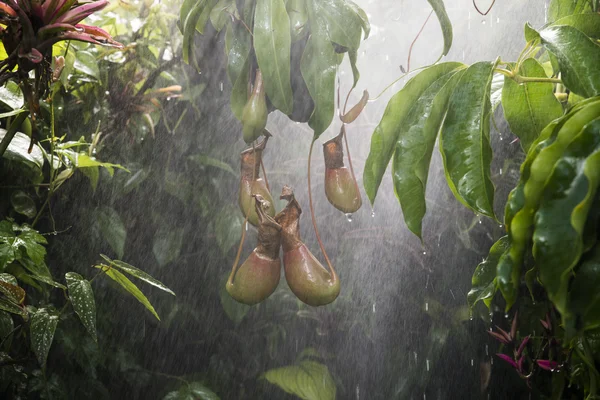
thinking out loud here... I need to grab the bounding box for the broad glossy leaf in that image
[73,51,100,80]
[347,1,370,39]
[392,68,464,238]
[94,207,126,259]
[163,382,220,400]
[263,360,336,400]
[490,73,504,111]
[300,27,338,137]
[502,58,564,152]
[534,119,600,315]
[18,258,65,289]
[10,191,37,219]
[0,81,24,110]
[214,207,242,255]
[30,307,59,367]
[100,254,175,296]
[427,0,453,56]
[152,227,184,267]
[439,61,496,218]
[0,130,44,169]
[313,0,363,51]
[0,298,25,315]
[210,0,237,32]
[196,0,218,34]
[552,13,600,39]
[0,281,25,305]
[548,0,590,23]
[539,25,600,98]
[468,236,509,309]
[225,21,251,120]
[65,272,97,342]
[363,62,464,205]
[0,273,17,286]
[97,265,161,320]
[568,244,600,332]
[254,0,293,114]
[181,0,206,64]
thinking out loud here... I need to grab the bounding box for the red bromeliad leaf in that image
[517,335,530,358]
[18,47,44,63]
[37,22,80,38]
[496,354,518,369]
[487,330,511,344]
[510,311,518,340]
[536,360,559,371]
[0,2,18,18]
[55,0,108,24]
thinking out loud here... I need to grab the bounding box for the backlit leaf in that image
[66,272,97,342]
[0,129,44,169]
[468,236,509,309]
[30,307,59,368]
[100,254,175,296]
[263,360,336,400]
[427,0,453,56]
[94,207,126,259]
[10,191,37,219]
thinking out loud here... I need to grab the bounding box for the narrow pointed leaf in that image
[427,0,453,56]
[181,0,206,64]
[225,19,251,120]
[439,61,496,218]
[392,67,464,237]
[341,90,369,124]
[502,58,564,152]
[539,25,600,98]
[468,236,509,309]
[567,244,600,332]
[97,265,161,320]
[254,0,293,114]
[30,307,59,368]
[100,254,175,296]
[65,272,97,342]
[363,62,464,205]
[347,1,370,39]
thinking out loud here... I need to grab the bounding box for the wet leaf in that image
[163,382,220,400]
[0,129,44,169]
[440,61,496,218]
[100,254,175,296]
[313,0,363,51]
[0,81,24,110]
[181,0,206,64]
[0,281,25,305]
[214,208,242,255]
[94,207,126,259]
[535,119,600,315]
[65,272,97,342]
[0,311,14,350]
[210,0,236,32]
[551,13,600,39]
[567,245,600,332]
[427,0,453,56]
[468,236,509,309]
[254,0,293,114]
[73,51,100,80]
[0,298,25,315]
[225,21,251,120]
[152,227,184,268]
[18,258,65,289]
[263,360,336,400]
[347,1,370,39]
[10,191,37,219]
[97,265,161,320]
[341,90,369,124]
[188,154,236,176]
[364,62,464,206]
[539,25,600,98]
[392,67,464,238]
[490,73,504,111]
[30,307,59,368]
[219,274,249,325]
[502,58,564,152]
[548,0,590,23]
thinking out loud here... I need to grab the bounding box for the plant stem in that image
[0,111,28,157]
[406,10,434,73]
[494,68,562,84]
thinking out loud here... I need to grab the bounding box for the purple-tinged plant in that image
[536,360,559,372]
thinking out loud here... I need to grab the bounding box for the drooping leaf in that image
[312,0,363,51]
[364,62,464,205]
[73,51,100,80]
[196,0,218,34]
[18,258,65,289]
[188,154,236,176]
[552,13,600,39]
[0,310,14,349]
[214,207,242,255]
[94,207,126,259]
[0,129,44,169]
[163,382,221,400]
[100,254,175,296]
[548,0,591,23]
[0,280,25,305]
[210,0,237,32]
[254,0,294,114]
[539,25,600,98]
[225,20,252,120]
[347,1,370,39]
[567,244,600,333]
[65,272,97,342]
[427,0,453,56]
[152,227,184,268]
[96,265,161,320]
[392,67,465,238]
[30,307,59,368]
[181,0,206,64]
[440,61,496,218]
[10,191,37,219]
[300,25,338,137]
[502,58,564,152]
[0,298,25,315]
[263,360,336,400]
[0,81,24,110]
[468,236,509,309]
[219,275,250,325]
[534,119,600,315]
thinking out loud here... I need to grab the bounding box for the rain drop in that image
[219,81,224,92]
[471,359,474,367]
[345,213,353,222]
[372,303,376,313]
[245,221,249,232]
[481,20,486,24]
[425,302,429,312]
[371,209,375,218]
[426,359,430,371]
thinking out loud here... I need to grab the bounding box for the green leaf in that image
[0,310,14,349]
[214,207,242,255]
[347,1,370,39]
[392,68,464,238]
[0,280,25,305]
[100,254,175,296]
[548,0,590,23]
[427,0,453,56]
[567,244,600,332]
[196,0,218,34]
[0,129,44,169]
[65,272,97,342]
[73,51,100,80]
[10,191,37,219]
[263,360,336,400]
[97,265,161,320]
[539,25,600,98]
[163,382,220,400]
[0,273,17,286]
[502,58,564,152]
[440,61,496,218]
[364,62,464,205]
[524,22,540,43]
[181,0,206,64]
[0,297,25,315]
[254,0,294,114]
[552,13,600,39]
[94,207,126,259]
[152,227,184,268]
[0,81,24,110]
[490,73,504,111]
[313,0,363,51]
[468,236,509,309]
[188,154,236,176]
[219,273,249,325]
[300,26,338,137]
[210,0,236,31]
[80,166,99,192]
[30,307,59,368]
[534,119,600,315]
[18,258,64,289]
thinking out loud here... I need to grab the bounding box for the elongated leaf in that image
[188,154,236,176]
[490,73,504,111]
[0,81,24,110]
[195,0,218,33]
[539,25,600,98]
[97,265,161,320]
[152,227,184,268]
[0,310,14,349]
[181,0,206,64]
[300,27,338,137]
[313,0,363,51]
[439,61,496,217]
[567,244,600,333]
[94,207,126,259]
[347,1,370,39]
[0,129,44,169]
[552,13,600,39]
[30,307,59,368]
[548,0,590,23]
[11,191,37,219]
[263,360,336,400]
[535,119,600,315]
[0,281,25,304]
[468,236,509,309]
[392,68,464,238]
[364,62,464,205]
[0,298,25,315]
[254,0,293,114]
[210,0,237,32]
[225,21,251,120]
[502,58,564,152]
[65,272,97,342]
[427,0,453,56]
[100,254,175,296]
